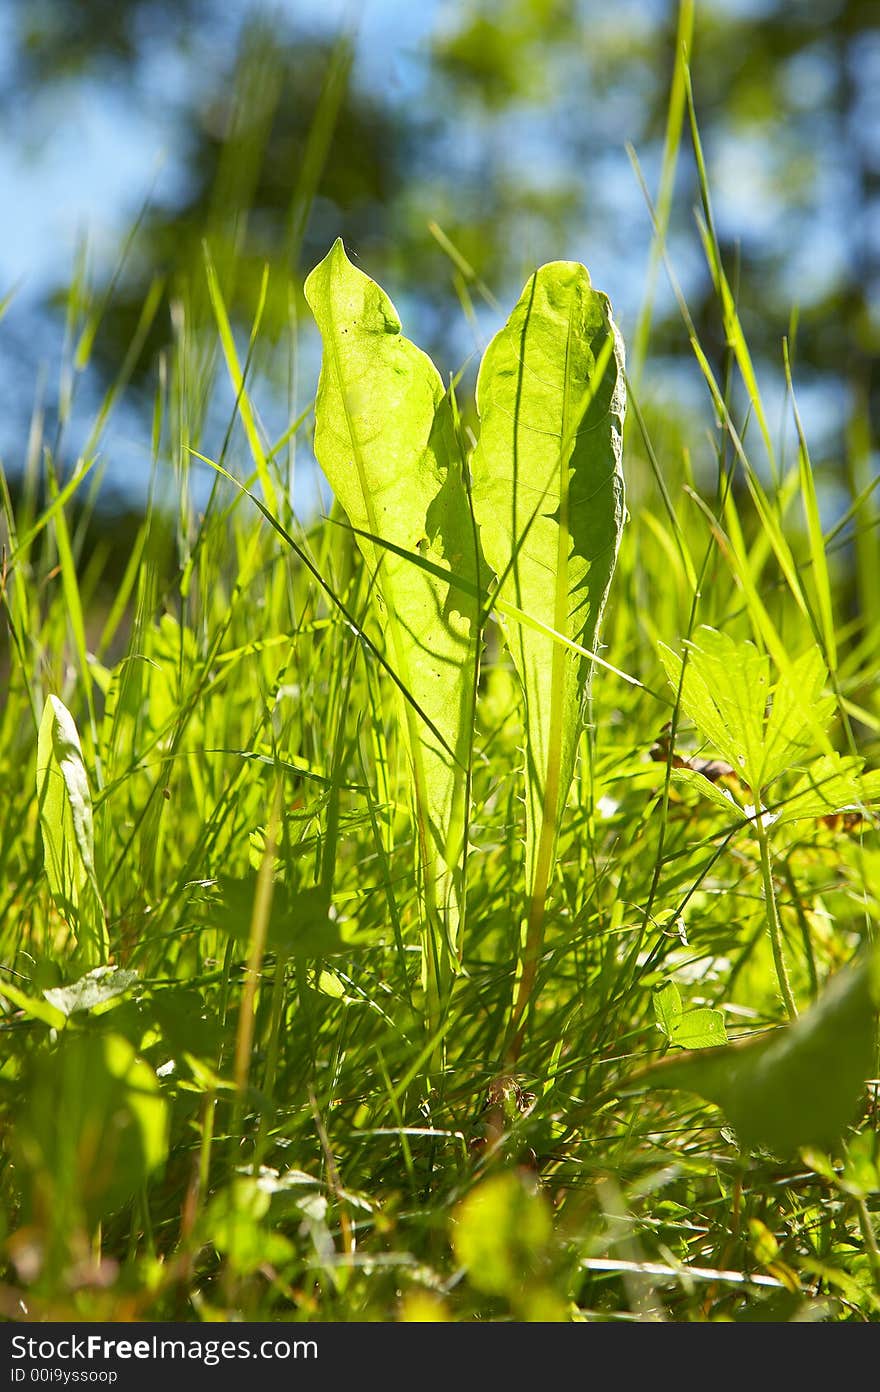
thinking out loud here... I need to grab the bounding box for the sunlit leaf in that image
[660,629,835,795]
[671,1008,728,1050]
[654,980,727,1049]
[305,239,486,983]
[452,1172,554,1299]
[470,260,625,1033]
[204,1177,293,1275]
[653,980,683,1036]
[660,628,769,790]
[36,695,108,965]
[776,753,880,827]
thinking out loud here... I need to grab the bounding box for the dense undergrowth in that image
[1,57,879,1322]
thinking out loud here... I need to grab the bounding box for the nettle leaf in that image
[660,629,834,794]
[654,980,727,1050]
[776,753,880,827]
[636,949,880,1154]
[36,695,108,966]
[305,240,486,976]
[761,645,834,786]
[659,628,769,790]
[470,261,624,1010]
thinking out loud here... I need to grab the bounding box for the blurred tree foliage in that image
[1,0,878,461]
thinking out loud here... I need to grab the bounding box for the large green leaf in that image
[36,695,108,966]
[304,240,486,983]
[659,628,835,795]
[634,949,880,1154]
[470,261,625,1038]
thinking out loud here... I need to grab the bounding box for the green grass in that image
[1,61,879,1324]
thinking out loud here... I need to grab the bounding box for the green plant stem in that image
[506,408,572,1065]
[254,951,289,1167]
[755,811,798,1022]
[507,797,556,1062]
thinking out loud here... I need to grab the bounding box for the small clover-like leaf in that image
[670,1008,728,1050]
[653,981,683,1037]
[654,980,727,1050]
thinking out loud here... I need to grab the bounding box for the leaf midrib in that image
[531,284,577,906]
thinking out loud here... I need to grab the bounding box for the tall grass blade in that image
[304,239,487,1021]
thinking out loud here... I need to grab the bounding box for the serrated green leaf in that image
[776,753,880,827]
[661,629,836,795]
[633,949,880,1153]
[304,239,486,982]
[36,695,108,965]
[762,645,834,787]
[662,628,768,789]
